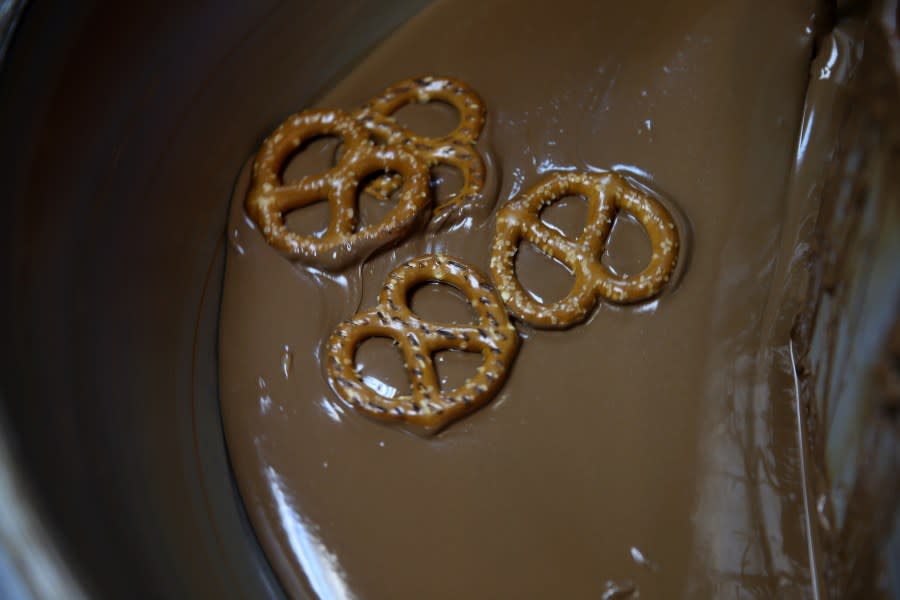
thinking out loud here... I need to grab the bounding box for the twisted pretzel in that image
[326,254,519,434]
[490,172,680,329]
[246,109,431,271]
[354,76,487,227]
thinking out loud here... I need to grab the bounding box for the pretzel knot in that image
[326,254,519,434]
[246,109,431,271]
[353,76,487,229]
[490,172,680,329]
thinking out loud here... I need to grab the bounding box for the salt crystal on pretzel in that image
[246,108,431,271]
[353,76,488,229]
[326,254,519,434]
[490,171,680,329]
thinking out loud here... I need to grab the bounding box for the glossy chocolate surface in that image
[218,0,840,597]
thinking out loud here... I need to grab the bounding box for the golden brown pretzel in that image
[490,172,680,329]
[326,254,519,434]
[246,108,431,271]
[353,76,487,228]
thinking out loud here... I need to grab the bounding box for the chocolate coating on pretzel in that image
[326,254,519,434]
[490,172,679,329]
[246,109,430,271]
[354,76,487,228]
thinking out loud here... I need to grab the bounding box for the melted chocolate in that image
[219,0,836,597]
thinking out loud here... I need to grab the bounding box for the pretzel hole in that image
[392,101,460,138]
[434,349,483,393]
[515,241,575,304]
[540,195,587,241]
[284,200,329,238]
[410,282,477,325]
[431,164,464,207]
[282,135,342,183]
[357,170,403,230]
[600,212,652,276]
[354,337,411,399]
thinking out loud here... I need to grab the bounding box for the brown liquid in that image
[218,0,837,597]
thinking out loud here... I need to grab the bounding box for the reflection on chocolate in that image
[217,0,846,597]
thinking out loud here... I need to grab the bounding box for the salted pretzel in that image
[490,172,680,329]
[353,76,487,228]
[246,109,431,271]
[326,254,519,434]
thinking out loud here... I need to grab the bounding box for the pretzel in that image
[490,172,679,329]
[246,108,431,271]
[326,254,519,434]
[353,76,487,228]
